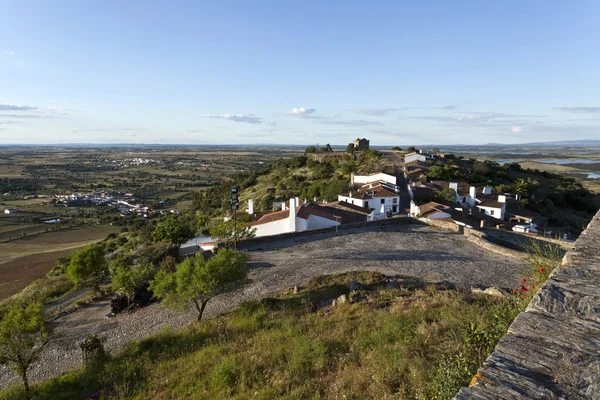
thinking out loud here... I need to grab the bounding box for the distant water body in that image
[496,159,598,165]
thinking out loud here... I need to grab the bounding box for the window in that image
[393,198,397,203]
[381,199,385,204]
[365,201,369,208]
[490,210,495,216]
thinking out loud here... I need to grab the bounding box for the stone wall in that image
[417,217,463,232]
[456,209,600,399]
[239,216,412,249]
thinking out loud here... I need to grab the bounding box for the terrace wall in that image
[456,209,600,399]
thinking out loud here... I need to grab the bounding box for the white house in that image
[351,172,397,186]
[409,201,452,220]
[247,199,341,238]
[404,152,427,164]
[476,195,507,220]
[338,182,400,219]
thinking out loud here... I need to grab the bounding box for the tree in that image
[427,166,447,180]
[434,188,457,203]
[209,217,256,247]
[346,143,355,153]
[109,254,155,297]
[304,145,317,154]
[0,302,50,391]
[432,147,441,155]
[324,143,333,152]
[407,146,417,152]
[152,214,195,246]
[392,146,402,151]
[515,177,539,199]
[150,249,248,321]
[473,161,491,177]
[67,243,106,292]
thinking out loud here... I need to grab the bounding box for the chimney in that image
[469,186,477,199]
[483,186,492,195]
[247,199,254,215]
[449,182,458,192]
[289,198,297,232]
[313,196,318,202]
[282,201,287,211]
[349,191,353,198]
[498,195,506,203]
[295,197,300,206]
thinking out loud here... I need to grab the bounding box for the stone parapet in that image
[456,209,600,399]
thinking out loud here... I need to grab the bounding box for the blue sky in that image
[1,1,599,145]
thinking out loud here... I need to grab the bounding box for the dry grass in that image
[1,272,526,400]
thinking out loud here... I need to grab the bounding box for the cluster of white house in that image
[245,172,401,238]
[407,179,541,232]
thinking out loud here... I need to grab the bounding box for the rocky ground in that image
[0,223,529,388]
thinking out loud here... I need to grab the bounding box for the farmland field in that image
[0,225,120,299]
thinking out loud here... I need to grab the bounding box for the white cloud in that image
[354,108,399,116]
[511,126,522,133]
[4,51,14,56]
[0,103,38,111]
[203,113,275,126]
[287,107,316,115]
[437,105,459,110]
[555,106,600,113]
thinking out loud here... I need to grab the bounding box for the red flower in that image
[511,289,518,295]
[531,285,535,290]
[521,286,529,293]
[521,278,527,284]
[538,267,545,273]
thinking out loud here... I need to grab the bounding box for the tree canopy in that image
[0,302,50,391]
[67,243,106,291]
[209,217,256,247]
[108,254,155,297]
[150,249,248,321]
[152,214,195,246]
[434,188,457,203]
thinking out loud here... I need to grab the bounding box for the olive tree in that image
[67,243,106,292]
[150,249,247,321]
[152,214,195,246]
[109,254,155,298]
[209,218,256,247]
[0,302,50,392]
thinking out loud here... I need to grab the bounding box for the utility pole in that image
[231,188,239,252]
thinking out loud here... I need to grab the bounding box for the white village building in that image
[404,152,427,164]
[433,181,508,220]
[337,181,400,219]
[409,201,452,220]
[351,172,397,186]
[247,198,341,238]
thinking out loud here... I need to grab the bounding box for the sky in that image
[1,1,599,146]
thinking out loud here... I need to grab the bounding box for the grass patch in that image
[1,272,529,400]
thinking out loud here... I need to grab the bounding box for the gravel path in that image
[0,224,528,388]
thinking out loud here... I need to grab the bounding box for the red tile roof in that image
[329,200,374,215]
[247,208,291,226]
